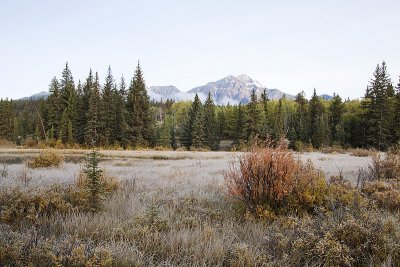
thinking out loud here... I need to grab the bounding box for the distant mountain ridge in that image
[20,74,332,104]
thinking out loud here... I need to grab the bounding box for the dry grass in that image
[26,150,63,168]
[349,148,377,157]
[1,149,397,266]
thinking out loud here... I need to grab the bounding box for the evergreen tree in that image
[84,148,103,212]
[314,114,331,148]
[260,89,271,137]
[246,90,260,143]
[191,108,205,148]
[75,80,86,144]
[46,77,62,140]
[329,93,344,143]
[294,91,310,143]
[0,99,14,140]
[114,76,129,148]
[85,72,101,146]
[233,104,247,147]
[309,89,324,147]
[181,93,201,149]
[274,96,286,139]
[395,77,400,142]
[127,62,154,147]
[75,70,94,144]
[99,66,116,147]
[59,63,77,144]
[363,62,392,150]
[202,92,218,149]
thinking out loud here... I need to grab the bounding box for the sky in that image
[0,0,399,100]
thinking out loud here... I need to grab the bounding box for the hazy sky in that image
[1,0,399,100]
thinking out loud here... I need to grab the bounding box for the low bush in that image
[349,148,377,157]
[225,140,328,216]
[320,145,346,154]
[0,186,81,225]
[26,150,63,168]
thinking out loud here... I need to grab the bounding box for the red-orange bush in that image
[225,141,327,215]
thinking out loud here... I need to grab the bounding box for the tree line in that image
[0,61,399,151]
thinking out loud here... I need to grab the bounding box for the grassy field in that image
[1,148,399,266]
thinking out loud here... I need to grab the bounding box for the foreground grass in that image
[0,150,399,266]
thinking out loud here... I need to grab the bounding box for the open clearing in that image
[0,149,372,189]
[2,148,396,266]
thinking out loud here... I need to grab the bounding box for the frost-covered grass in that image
[3,149,395,266]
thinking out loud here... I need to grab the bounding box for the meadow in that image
[1,148,399,266]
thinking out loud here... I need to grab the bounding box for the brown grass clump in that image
[349,148,377,157]
[225,140,327,216]
[320,145,346,154]
[26,150,63,168]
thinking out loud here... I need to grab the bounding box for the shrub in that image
[361,180,400,211]
[357,147,400,186]
[26,150,63,168]
[320,145,346,154]
[225,140,327,216]
[0,186,75,224]
[294,141,314,152]
[349,148,377,157]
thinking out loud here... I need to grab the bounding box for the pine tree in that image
[233,103,247,147]
[75,80,86,144]
[395,77,400,142]
[309,89,324,147]
[99,66,116,147]
[191,108,205,148]
[203,92,218,149]
[75,70,94,145]
[329,93,344,144]
[363,62,392,150]
[127,62,154,147]
[59,63,77,144]
[114,76,129,148]
[85,72,101,146]
[84,148,103,212]
[294,91,310,143]
[246,89,260,143]
[181,93,201,149]
[260,89,271,138]
[274,96,286,139]
[46,77,62,140]
[0,99,14,140]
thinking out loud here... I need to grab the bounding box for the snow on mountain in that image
[21,75,332,105]
[18,91,50,100]
[187,74,294,104]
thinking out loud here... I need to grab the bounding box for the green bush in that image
[26,150,63,168]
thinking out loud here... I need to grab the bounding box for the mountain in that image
[21,74,332,105]
[19,91,50,100]
[319,94,333,100]
[149,74,295,105]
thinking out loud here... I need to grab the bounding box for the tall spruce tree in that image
[85,72,101,146]
[363,62,392,150]
[246,90,260,143]
[46,77,62,140]
[99,66,116,147]
[114,76,129,148]
[329,93,344,143]
[309,89,324,147]
[59,63,77,144]
[294,91,310,143]
[181,93,201,149]
[127,62,154,147]
[202,92,218,149]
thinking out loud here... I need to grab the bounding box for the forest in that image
[0,61,399,151]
